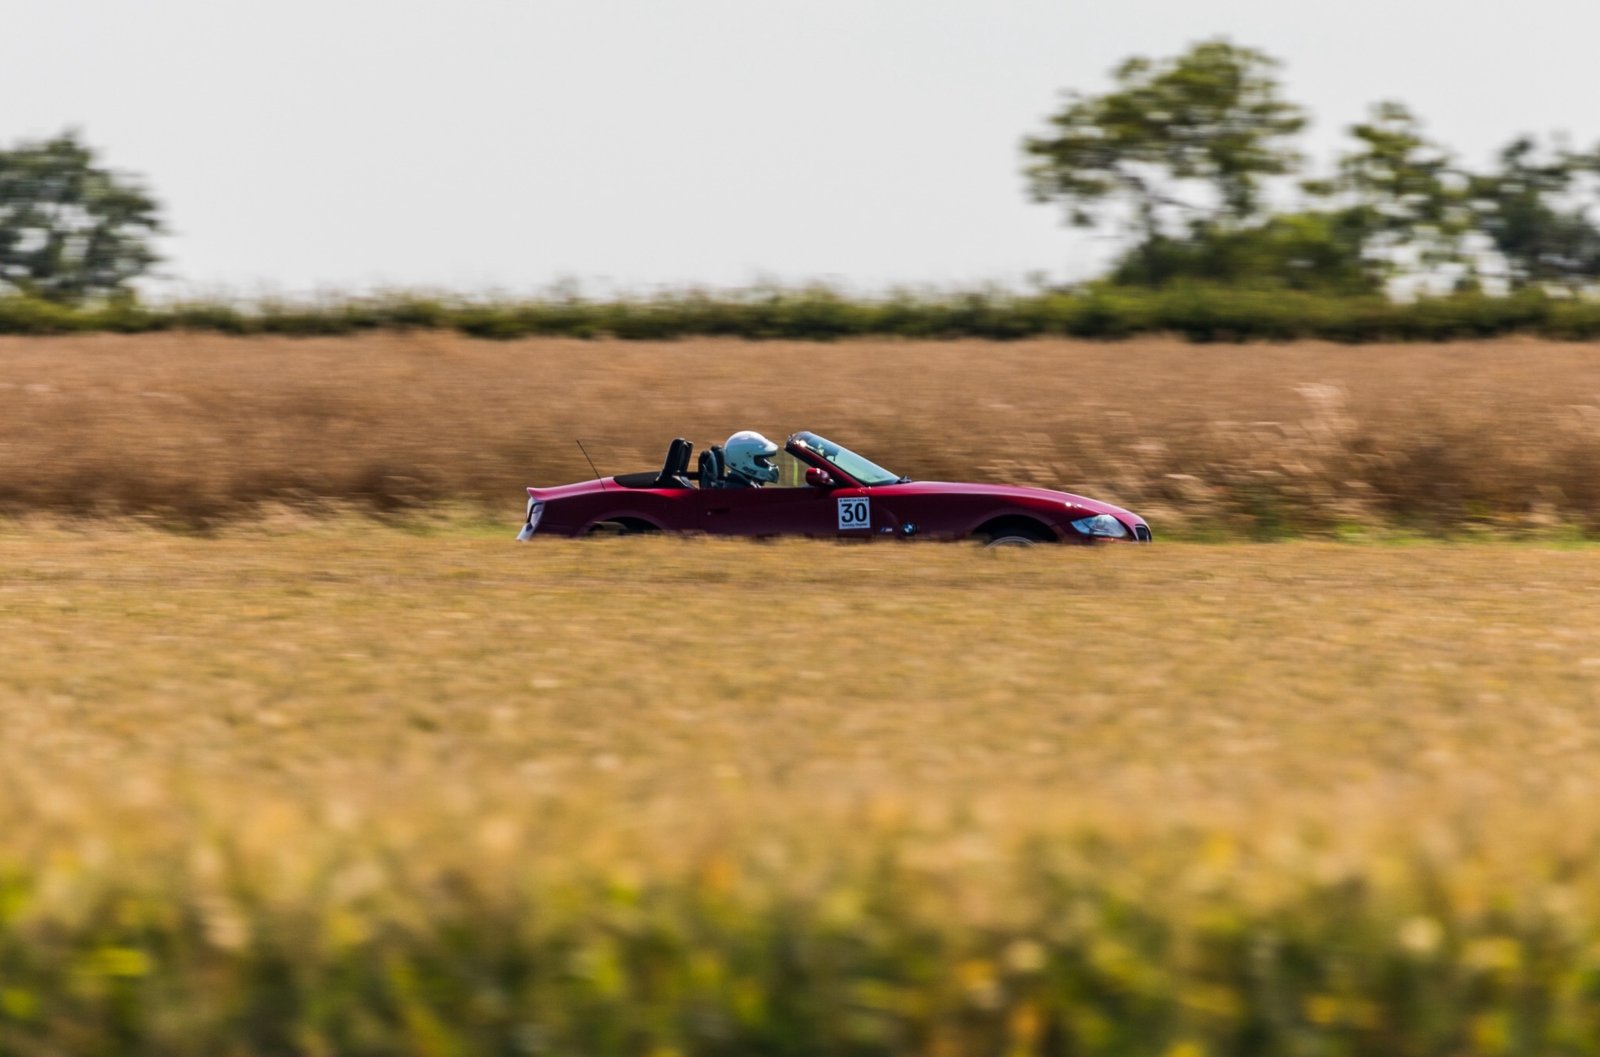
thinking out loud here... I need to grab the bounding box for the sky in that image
[5,0,1599,295]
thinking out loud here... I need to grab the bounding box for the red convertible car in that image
[516,432,1151,545]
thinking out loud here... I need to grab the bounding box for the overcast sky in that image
[6,0,1598,294]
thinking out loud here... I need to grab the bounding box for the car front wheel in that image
[977,520,1055,547]
[984,534,1044,547]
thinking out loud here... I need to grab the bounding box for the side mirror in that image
[805,468,837,488]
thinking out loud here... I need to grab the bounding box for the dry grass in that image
[5,527,1600,1053]
[5,333,1600,532]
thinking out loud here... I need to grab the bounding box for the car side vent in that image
[1134,525,1152,542]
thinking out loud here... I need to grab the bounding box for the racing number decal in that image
[837,496,870,531]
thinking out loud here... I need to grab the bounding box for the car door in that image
[696,483,847,537]
[695,451,882,537]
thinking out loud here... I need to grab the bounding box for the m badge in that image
[837,496,870,531]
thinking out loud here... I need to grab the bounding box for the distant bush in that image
[6,328,1600,533]
[4,286,1600,343]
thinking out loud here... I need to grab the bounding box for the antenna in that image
[576,439,608,490]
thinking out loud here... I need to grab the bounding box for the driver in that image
[723,430,781,488]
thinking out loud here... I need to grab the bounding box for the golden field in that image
[4,526,1600,1054]
[4,333,1600,532]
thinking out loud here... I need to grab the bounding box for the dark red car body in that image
[517,432,1151,544]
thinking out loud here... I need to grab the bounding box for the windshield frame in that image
[785,432,905,487]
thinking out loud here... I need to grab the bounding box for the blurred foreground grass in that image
[5,527,1600,1055]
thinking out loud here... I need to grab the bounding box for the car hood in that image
[885,481,1147,526]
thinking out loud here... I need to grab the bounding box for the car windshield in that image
[789,432,904,486]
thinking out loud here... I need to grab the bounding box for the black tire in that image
[977,520,1055,547]
[984,533,1046,547]
[587,518,660,537]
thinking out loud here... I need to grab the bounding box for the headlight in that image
[1070,513,1128,539]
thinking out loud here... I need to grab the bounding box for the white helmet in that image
[724,430,780,484]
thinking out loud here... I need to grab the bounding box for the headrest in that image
[698,446,726,487]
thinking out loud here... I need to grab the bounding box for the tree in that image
[1468,136,1600,290]
[1305,102,1475,286]
[0,131,162,302]
[1022,39,1308,265]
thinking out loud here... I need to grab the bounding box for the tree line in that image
[3,40,1598,306]
[1023,40,1600,294]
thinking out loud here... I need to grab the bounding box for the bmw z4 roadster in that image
[517,431,1151,545]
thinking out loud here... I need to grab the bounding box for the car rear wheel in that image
[587,518,660,537]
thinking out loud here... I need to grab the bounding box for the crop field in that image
[5,333,1600,533]
[5,526,1600,1055]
